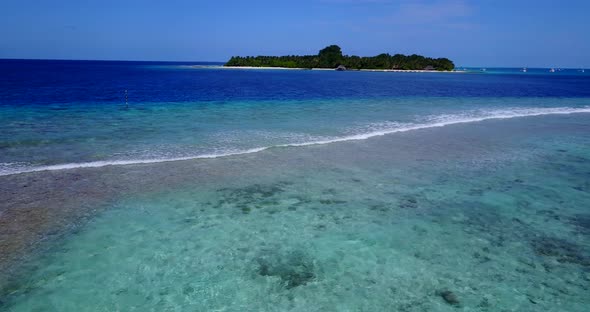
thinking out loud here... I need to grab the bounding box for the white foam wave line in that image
[1,107,589,177]
[0,147,269,177]
[286,106,590,146]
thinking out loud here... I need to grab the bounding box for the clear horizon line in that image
[0,57,586,69]
[0,57,227,63]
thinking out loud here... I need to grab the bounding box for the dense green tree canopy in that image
[225,45,454,71]
[318,45,343,68]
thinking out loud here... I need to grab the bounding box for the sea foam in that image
[1,106,588,177]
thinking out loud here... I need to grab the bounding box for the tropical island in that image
[224,45,454,71]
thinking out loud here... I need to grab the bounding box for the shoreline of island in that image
[189,65,463,73]
[220,45,457,72]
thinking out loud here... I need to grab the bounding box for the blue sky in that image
[1,0,588,67]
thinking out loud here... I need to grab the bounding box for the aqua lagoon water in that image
[0,60,589,311]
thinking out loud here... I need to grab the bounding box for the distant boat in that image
[480,68,486,72]
[549,68,555,73]
[522,68,527,73]
[581,69,585,73]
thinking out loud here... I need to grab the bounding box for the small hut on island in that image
[336,65,347,71]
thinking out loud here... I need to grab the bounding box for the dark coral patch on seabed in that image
[256,249,316,289]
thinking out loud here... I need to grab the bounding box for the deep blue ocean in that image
[0,59,589,311]
[1,60,589,106]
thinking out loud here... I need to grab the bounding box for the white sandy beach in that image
[189,65,459,73]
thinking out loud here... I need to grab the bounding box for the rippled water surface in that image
[0,60,589,311]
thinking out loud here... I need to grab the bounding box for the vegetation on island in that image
[225,45,454,71]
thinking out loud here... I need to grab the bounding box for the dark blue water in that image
[1,60,590,106]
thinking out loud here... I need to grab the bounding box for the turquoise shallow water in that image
[2,114,589,311]
[1,97,588,175]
